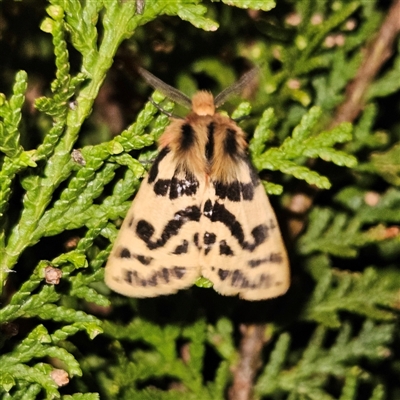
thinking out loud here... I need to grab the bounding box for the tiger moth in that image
[104,67,290,300]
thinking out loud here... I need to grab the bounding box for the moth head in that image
[191,91,215,116]
[139,66,259,116]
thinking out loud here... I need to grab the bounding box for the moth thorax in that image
[192,91,215,116]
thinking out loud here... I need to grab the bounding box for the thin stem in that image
[229,324,268,400]
[330,0,400,127]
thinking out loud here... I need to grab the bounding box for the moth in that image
[104,67,290,300]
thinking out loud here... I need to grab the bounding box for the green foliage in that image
[366,144,400,186]
[251,106,356,191]
[219,0,276,12]
[302,258,399,327]
[1,0,400,399]
[297,207,388,258]
[97,318,232,399]
[255,322,393,399]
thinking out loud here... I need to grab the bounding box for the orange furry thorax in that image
[158,109,248,184]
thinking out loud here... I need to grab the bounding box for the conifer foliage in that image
[0,1,400,399]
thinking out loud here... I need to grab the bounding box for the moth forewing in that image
[105,68,290,300]
[200,162,290,300]
[198,117,290,300]
[104,147,204,297]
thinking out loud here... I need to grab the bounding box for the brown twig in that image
[229,324,267,400]
[288,0,400,235]
[330,0,400,128]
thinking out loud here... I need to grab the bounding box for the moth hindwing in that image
[104,68,290,300]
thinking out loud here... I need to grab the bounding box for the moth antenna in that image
[148,97,183,119]
[138,67,192,109]
[214,67,259,108]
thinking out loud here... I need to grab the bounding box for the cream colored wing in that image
[105,148,205,297]
[200,160,290,300]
